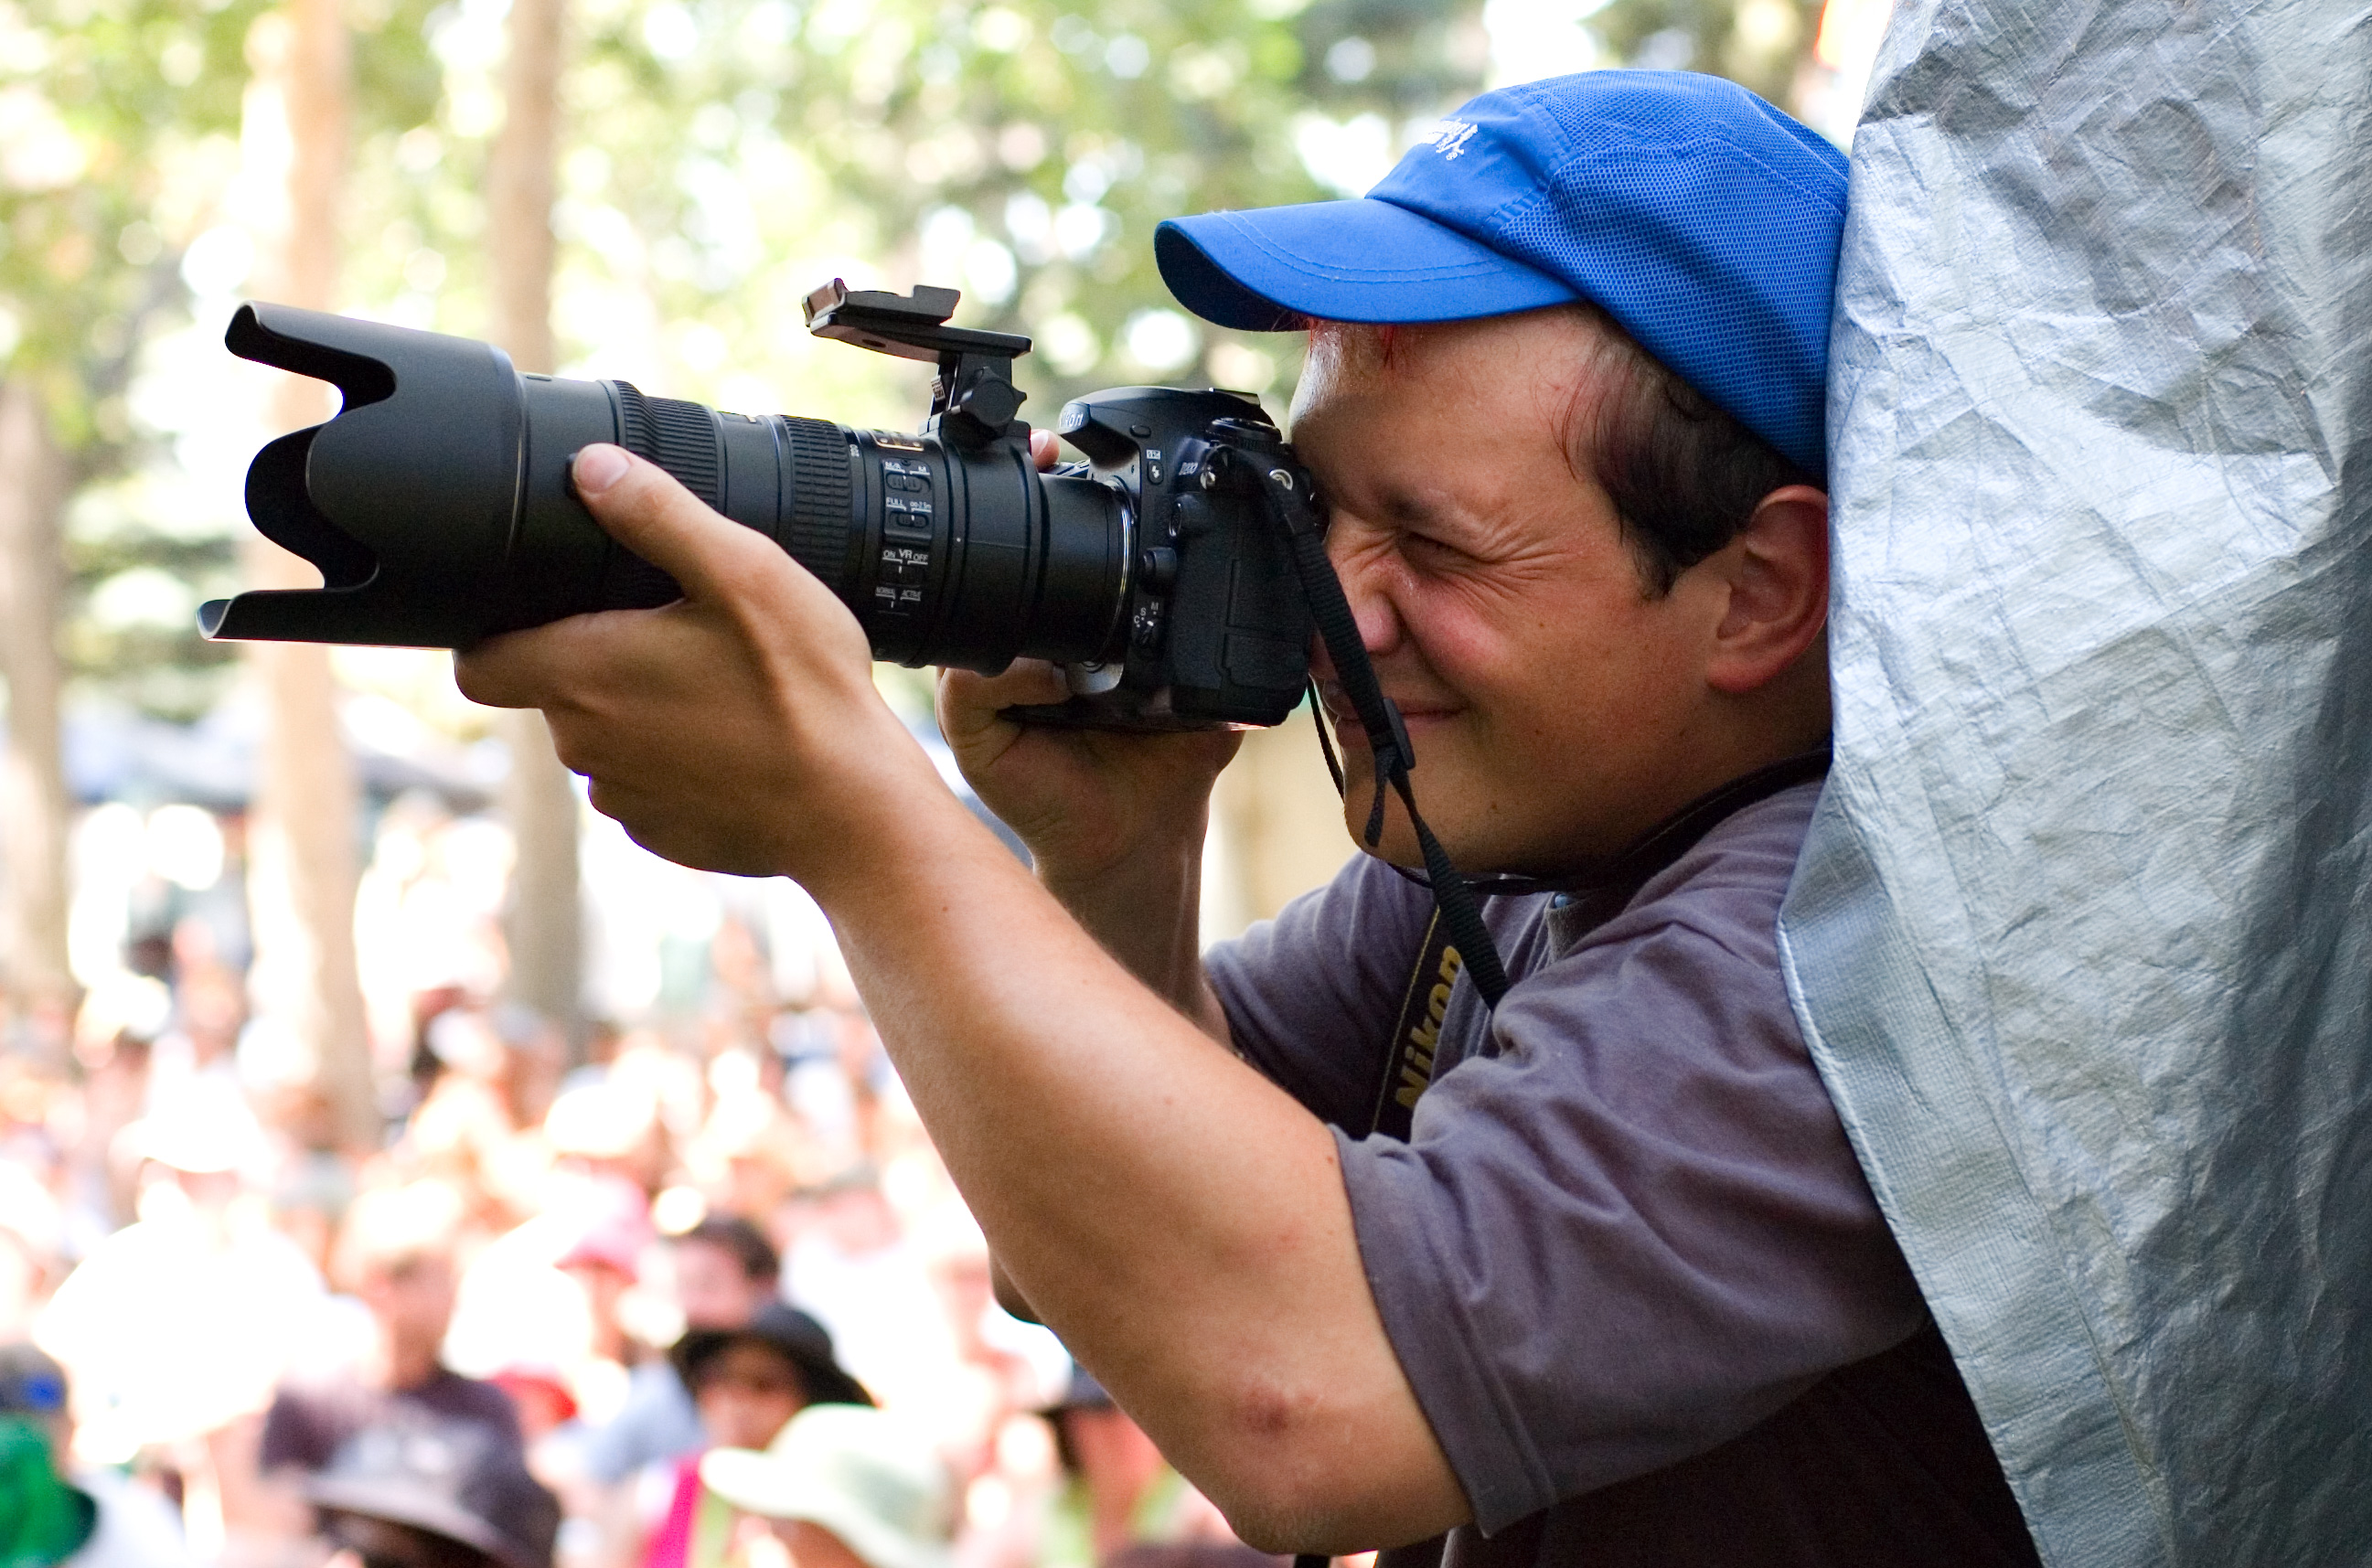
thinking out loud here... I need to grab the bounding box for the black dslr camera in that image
[203,282,1317,730]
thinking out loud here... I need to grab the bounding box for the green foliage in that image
[9,0,1517,720]
[476,0,1488,424]
[1587,0,1821,107]
[0,0,264,444]
[0,0,273,717]
[0,0,450,719]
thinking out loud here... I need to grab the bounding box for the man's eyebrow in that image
[1374,486,1448,526]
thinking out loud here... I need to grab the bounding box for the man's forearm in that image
[804,792,1464,1552]
[1036,822,1230,1042]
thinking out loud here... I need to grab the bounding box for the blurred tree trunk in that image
[0,380,77,1049]
[241,0,377,1150]
[488,0,584,1050]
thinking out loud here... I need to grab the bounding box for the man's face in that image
[1289,307,1793,872]
[357,1252,458,1381]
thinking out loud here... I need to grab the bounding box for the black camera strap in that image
[1211,452,1513,1016]
[1369,907,1462,1143]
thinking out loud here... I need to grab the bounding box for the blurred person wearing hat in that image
[697,1404,950,1568]
[551,1179,656,1372]
[35,1114,326,1467]
[462,71,2035,1565]
[639,1305,871,1568]
[582,1215,782,1495]
[1,1342,197,1568]
[305,1409,560,1568]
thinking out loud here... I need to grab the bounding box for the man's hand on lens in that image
[454,443,946,887]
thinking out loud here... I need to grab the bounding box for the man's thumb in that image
[570,443,759,601]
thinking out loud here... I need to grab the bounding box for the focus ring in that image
[612,381,722,506]
[614,380,656,460]
[782,417,851,594]
[599,381,685,608]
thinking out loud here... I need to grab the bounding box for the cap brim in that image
[309,1480,537,1568]
[1156,198,1576,332]
[700,1450,948,1568]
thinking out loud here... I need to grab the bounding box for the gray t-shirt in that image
[1207,783,2035,1563]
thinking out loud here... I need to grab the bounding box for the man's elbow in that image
[1187,1381,1468,1554]
[988,1253,1041,1324]
[1201,1468,1458,1559]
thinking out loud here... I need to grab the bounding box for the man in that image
[262,1183,523,1484]
[459,72,2036,1563]
[37,1115,326,1466]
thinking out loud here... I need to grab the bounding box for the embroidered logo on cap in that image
[1425,120,1480,160]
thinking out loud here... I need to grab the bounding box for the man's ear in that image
[1704,485,1830,696]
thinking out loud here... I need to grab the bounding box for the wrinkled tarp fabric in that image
[1779,3,2372,1564]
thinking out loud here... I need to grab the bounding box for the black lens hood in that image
[203,302,528,646]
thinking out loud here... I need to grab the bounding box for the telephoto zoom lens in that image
[204,302,1130,671]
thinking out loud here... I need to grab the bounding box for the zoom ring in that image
[646,395,723,509]
[781,417,852,595]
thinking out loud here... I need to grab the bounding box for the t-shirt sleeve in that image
[1204,856,1435,1129]
[1337,814,1930,1531]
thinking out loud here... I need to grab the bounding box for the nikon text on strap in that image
[1370,910,1464,1144]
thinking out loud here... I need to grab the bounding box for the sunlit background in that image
[0,2,1891,1564]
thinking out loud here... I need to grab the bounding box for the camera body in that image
[1017,384,1313,727]
[204,283,1317,731]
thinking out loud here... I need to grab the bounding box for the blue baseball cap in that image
[1154,71,1847,476]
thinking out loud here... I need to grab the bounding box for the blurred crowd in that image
[0,797,1275,1568]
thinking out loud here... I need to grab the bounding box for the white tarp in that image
[1779,2,2372,1563]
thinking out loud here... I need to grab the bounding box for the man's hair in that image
[1309,307,1818,595]
[674,1214,778,1282]
[1558,301,1818,593]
